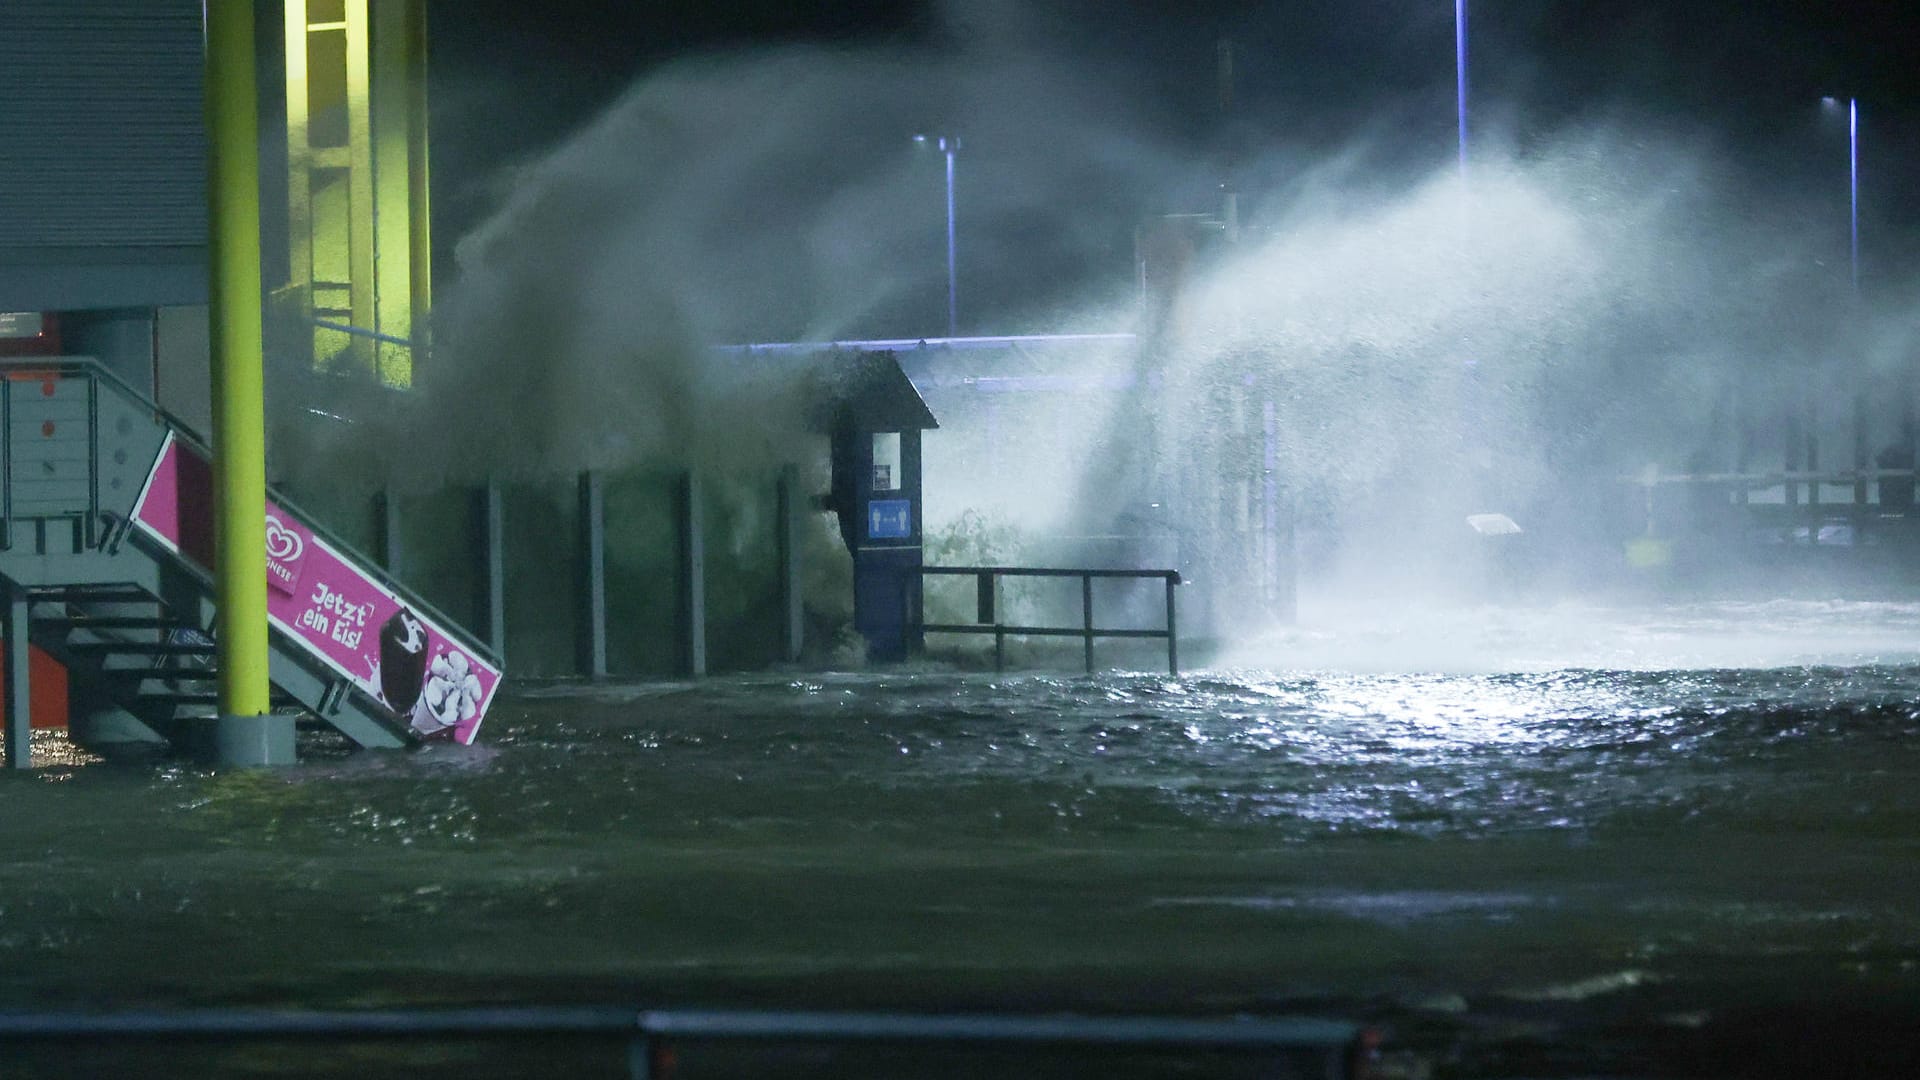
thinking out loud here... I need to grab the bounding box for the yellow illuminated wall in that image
[282,0,428,388]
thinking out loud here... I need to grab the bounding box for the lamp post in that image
[1847,98,1859,296]
[1455,0,1468,180]
[1820,96,1859,295]
[1820,97,1871,507]
[913,133,958,337]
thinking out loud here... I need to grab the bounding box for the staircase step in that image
[132,692,298,708]
[36,616,188,631]
[65,641,215,657]
[29,587,157,605]
[98,670,219,685]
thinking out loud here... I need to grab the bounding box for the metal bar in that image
[676,471,706,677]
[712,333,1138,356]
[578,471,607,679]
[344,0,376,376]
[1854,392,1870,508]
[3,578,29,768]
[310,319,417,350]
[0,1006,638,1040]
[480,482,506,659]
[921,624,1168,640]
[993,624,1005,673]
[1783,409,1801,507]
[0,1006,1364,1056]
[635,1009,1359,1049]
[205,0,277,749]
[84,374,99,548]
[628,1034,653,1080]
[406,0,432,356]
[369,0,416,387]
[776,466,802,662]
[1,376,11,550]
[375,488,401,572]
[284,0,313,363]
[920,566,1181,580]
[944,138,957,337]
[1081,574,1094,673]
[975,571,994,624]
[1807,413,1820,509]
[1166,574,1179,676]
[1629,468,1920,486]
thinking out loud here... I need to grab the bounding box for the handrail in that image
[0,1006,1373,1079]
[0,358,498,669]
[913,565,1181,675]
[1628,468,1918,487]
[311,318,418,350]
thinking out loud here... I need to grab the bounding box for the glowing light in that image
[1455,0,1468,179]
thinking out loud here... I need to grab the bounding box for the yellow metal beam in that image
[407,0,432,361]
[371,0,414,386]
[205,0,273,731]
[344,0,375,376]
[284,0,312,338]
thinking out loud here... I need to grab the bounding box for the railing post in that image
[1,376,11,550]
[1165,573,1179,677]
[676,470,706,678]
[478,481,506,659]
[899,565,916,659]
[3,575,30,768]
[993,575,1006,674]
[975,570,995,624]
[627,1034,654,1080]
[776,465,803,663]
[578,470,607,679]
[1854,391,1869,511]
[1081,574,1094,674]
[375,487,401,573]
[84,375,100,549]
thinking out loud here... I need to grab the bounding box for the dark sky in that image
[424,1,1920,333]
[428,1,1920,151]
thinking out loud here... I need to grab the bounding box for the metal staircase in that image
[1,359,499,766]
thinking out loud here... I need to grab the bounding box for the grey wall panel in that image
[0,0,209,308]
[0,250,206,311]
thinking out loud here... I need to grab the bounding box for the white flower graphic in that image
[410,649,483,736]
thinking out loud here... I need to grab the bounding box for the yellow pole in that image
[407,0,432,360]
[205,0,282,763]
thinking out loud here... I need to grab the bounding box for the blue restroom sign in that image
[868,499,912,539]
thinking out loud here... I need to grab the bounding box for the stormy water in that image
[4,601,1920,1077]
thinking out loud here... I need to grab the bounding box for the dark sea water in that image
[3,601,1920,1077]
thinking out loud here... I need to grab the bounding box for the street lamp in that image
[1455,0,1468,180]
[1820,97,1873,507]
[913,133,959,337]
[1820,96,1859,295]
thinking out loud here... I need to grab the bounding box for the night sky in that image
[425,1,1920,336]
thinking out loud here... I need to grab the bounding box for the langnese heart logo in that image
[265,515,304,562]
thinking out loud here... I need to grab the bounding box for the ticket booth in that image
[812,351,938,662]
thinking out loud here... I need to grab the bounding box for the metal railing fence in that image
[0,1005,1374,1079]
[915,565,1182,675]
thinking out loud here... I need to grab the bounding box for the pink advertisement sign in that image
[129,434,501,745]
